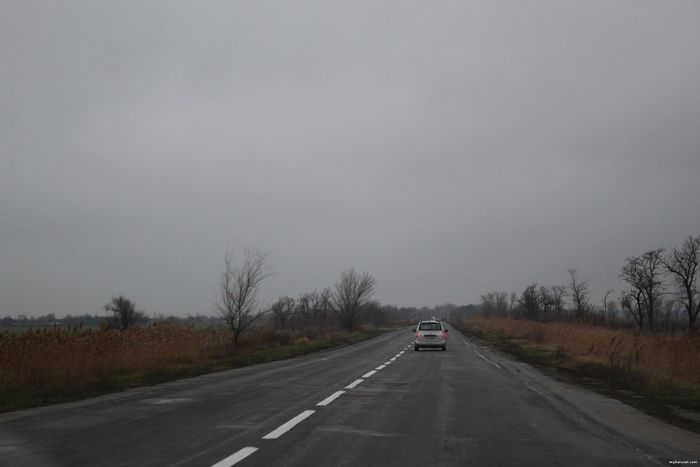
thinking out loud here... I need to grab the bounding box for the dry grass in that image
[0,324,354,396]
[0,324,229,393]
[465,317,700,387]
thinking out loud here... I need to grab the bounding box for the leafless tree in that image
[216,248,271,350]
[332,269,376,330]
[662,235,700,330]
[519,283,540,320]
[550,285,567,319]
[296,293,312,326]
[104,295,145,330]
[307,288,333,326]
[620,289,645,329]
[538,286,554,320]
[316,288,333,326]
[619,249,665,330]
[602,289,614,320]
[270,296,295,330]
[568,269,590,319]
[508,292,518,316]
[480,292,507,316]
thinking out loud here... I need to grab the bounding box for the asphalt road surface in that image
[2,324,699,466]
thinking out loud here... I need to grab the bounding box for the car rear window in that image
[418,322,442,331]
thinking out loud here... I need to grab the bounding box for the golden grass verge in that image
[0,324,355,395]
[464,317,700,387]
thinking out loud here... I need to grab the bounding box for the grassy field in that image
[454,316,700,433]
[0,324,381,412]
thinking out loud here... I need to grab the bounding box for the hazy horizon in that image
[2,1,699,318]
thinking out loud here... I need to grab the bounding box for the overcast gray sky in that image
[2,1,699,318]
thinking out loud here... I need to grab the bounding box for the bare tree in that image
[662,235,700,330]
[216,248,271,350]
[104,295,145,330]
[602,289,614,320]
[318,287,333,326]
[480,292,509,316]
[296,293,312,326]
[508,292,518,316]
[538,286,554,320]
[568,269,590,319]
[620,289,645,329]
[332,269,376,330]
[305,288,333,327]
[551,285,567,319]
[519,283,540,320]
[270,296,295,330]
[619,249,665,330]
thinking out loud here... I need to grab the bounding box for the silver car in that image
[414,320,447,351]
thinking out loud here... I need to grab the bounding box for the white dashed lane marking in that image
[263,410,315,440]
[210,447,258,467]
[215,345,407,465]
[317,391,345,407]
[345,379,364,389]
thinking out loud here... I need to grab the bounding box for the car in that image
[414,320,447,351]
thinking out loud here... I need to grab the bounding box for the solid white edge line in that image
[362,370,377,378]
[524,382,545,397]
[345,378,364,389]
[262,410,315,439]
[461,335,503,370]
[317,390,345,406]
[375,364,386,370]
[210,447,259,467]
[475,350,503,370]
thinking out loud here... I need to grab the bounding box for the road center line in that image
[317,391,345,406]
[375,364,386,370]
[390,357,396,361]
[345,379,364,389]
[210,447,258,467]
[362,370,377,378]
[394,354,401,358]
[384,361,392,365]
[262,410,315,439]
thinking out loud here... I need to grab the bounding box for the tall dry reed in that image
[466,317,700,387]
[0,324,357,395]
[0,324,231,392]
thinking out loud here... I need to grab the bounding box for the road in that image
[1,324,699,466]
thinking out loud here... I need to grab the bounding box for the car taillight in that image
[441,330,446,338]
[415,331,420,339]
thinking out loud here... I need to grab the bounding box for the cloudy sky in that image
[2,1,699,318]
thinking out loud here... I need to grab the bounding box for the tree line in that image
[478,234,700,331]
[215,248,384,350]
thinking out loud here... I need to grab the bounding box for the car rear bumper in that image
[414,339,446,347]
